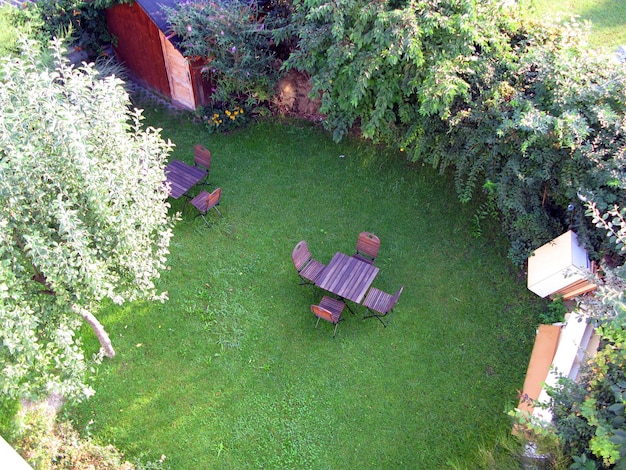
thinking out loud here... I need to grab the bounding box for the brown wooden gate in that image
[160,32,195,110]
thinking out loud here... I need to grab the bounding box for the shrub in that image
[34,0,121,58]
[0,3,45,56]
[282,0,626,264]
[10,402,133,470]
[166,0,290,115]
[538,296,568,325]
[196,103,249,133]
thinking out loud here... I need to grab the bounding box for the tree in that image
[0,38,176,402]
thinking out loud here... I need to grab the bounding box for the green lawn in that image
[529,0,626,51]
[69,104,544,468]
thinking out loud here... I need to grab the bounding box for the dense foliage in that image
[35,0,123,57]
[0,39,176,403]
[281,0,626,264]
[550,326,626,468]
[0,4,45,57]
[166,0,291,122]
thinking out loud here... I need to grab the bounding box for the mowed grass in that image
[70,106,544,468]
[529,0,626,51]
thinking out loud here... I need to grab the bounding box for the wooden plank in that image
[533,311,594,423]
[553,278,597,300]
[164,160,206,199]
[0,435,33,470]
[106,3,170,96]
[159,31,196,110]
[316,252,379,303]
[561,283,598,300]
[517,324,561,415]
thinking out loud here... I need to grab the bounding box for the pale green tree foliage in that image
[0,39,176,402]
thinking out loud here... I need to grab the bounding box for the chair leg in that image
[363,309,388,327]
[332,322,338,337]
[200,214,211,227]
[213,205,222,216]
[315,317,321,329]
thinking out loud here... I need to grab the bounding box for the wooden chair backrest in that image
[356,232,380,259]
[207,187,221,209]
[292,241,312,271]
[390,285,404,311]
[194,144,211,170]
[311,304,337,324]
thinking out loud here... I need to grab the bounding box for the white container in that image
[527,230,590,298]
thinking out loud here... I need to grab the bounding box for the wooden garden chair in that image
[190,187,222,226]
[311,296,346,337]
[353,231,380,265]
[362,285,404,327]
[291,240,326,286]
[193,144,211,186]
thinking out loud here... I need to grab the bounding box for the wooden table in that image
[315,252,379,304]
[165,160,207,199]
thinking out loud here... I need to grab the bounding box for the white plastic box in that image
[527,230,590,298]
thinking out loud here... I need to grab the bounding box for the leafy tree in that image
[281,0,510,141]
[0,38,176,402]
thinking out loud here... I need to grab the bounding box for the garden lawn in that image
[529,0,626,51]
[71,107,544,468]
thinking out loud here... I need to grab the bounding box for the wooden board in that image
[517,324,561,414]
[106,3,170,96]
[160,31,196,110]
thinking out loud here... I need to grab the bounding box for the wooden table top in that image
[165,160,206,199]
[315,252,379,303]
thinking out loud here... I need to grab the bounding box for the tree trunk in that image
[77,307,116,358]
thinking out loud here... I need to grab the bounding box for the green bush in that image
[11,404,126,469]
[0,4,45,56]
[282,0,626,265]
[538,296,568,325]
[8,401,169,470]
[35,0,124,58]
[166,0,290,112]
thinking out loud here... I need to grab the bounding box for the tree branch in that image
[75,306,116,358]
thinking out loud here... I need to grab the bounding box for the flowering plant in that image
[198,104,248,133]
